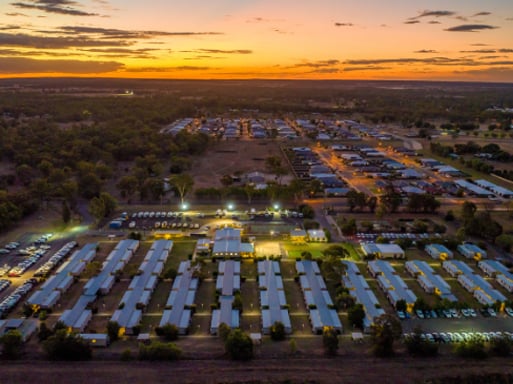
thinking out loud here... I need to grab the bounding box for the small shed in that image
[290,229,307,243]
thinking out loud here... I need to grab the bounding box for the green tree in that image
[489,336,512,357]
[62,201,71,224]
[370,314,403,357]
[42,330,92,361]
[454,335,488,359]
[116,175,138,201]
[106,321,121,342]
[0,330,23,360]
[348,304,366,330]
[322,326,339,356]
[156,324,179,341]
[270,321,286,341]
[171,174,194,205]
[461,201,477,224]
[225,328,253,360]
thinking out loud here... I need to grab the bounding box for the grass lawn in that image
[282,280,308,313]
[240,313,261,332]
[283,241,359,260]
[241,280,259,315]
[163,240,196,271]
[140,314,161,333]
[189,314,212,335]
[289,313,312,335]
[194,280,216,313]
[146,280,172,312]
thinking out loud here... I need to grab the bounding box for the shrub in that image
[120,348,133,361]
[42,330,92,361]
[270,322,286,341]
[225,329,253,360]
[138,341,181,361]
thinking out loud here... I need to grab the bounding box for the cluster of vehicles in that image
[398,306,513,321]
[34,241,78,278]
[404,331,513,344]
[7,246,51,277]
[0,241,21,254]
[0,279,36,317]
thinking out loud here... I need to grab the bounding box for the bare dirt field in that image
[190,139,289,189]
[3,356,513,384]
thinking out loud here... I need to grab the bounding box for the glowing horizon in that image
[1,0,513,82]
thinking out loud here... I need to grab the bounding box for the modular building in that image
[368,260,416,310]
[425,244,453,260]
[212,228,254,258]
[211,261,241,335]
[296,260,342,334]
[113,240,172,335]
[457,243,487,261]
[160,261,198,335]
[342,260,385,332]
[405,260,457,302]
[361,243,405,259]
[78,333,110,347]
[258,260,291,335]
[474,179,513,198]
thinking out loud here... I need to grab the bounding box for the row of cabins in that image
[60,240,139,333]
[454,179,494,198]
[0,318,38,342]
[258,260,292,335]
[443,260,506,307]
[159,261,198,334]
[405,260,457,302]
[296,260,342,333]
[210,261,240,335]
[478,260,513,293]
[28,243,97,311]
[474,179,513,198]
[368,260,417,311]
[341,261,385,332]
[111,240,172,335]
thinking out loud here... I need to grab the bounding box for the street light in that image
[227,203,234,211]
[181,202,189,211]
[273,203,280,211]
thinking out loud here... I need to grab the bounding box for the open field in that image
[4,357,513,384]
[190,139,289,189]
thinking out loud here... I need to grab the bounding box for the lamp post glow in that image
[227,203,234,211]
[181,202,189,211]
[273,203,280,211]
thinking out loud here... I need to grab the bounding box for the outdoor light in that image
[181,202,189,210]
[273,203,280,211]
[227,203,234,211]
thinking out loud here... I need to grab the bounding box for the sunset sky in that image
[1,0,513,81]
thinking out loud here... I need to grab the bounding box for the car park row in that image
[404,331,513,344]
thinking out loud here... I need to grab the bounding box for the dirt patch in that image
[190,139,287,189]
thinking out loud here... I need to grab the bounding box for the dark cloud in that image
[428,20,441,24]
[453,67,513,81]
[291,59,340,69]
[125,65,211,73]
[0,48,65,56]
[11,0,100,17]
[415,49,438,53]
[445,24,498,32]
[344,56,513,68]
[460,49,497,53]
[0,25,21,30]
[343,66,390,72]
[0,32,130,48]
[506,17,513,21]
[455,16,468,22]
[472,12,491,17]
[309,68,340,74]
[334,22,354,27]
[404,20,420,25]
[413,10,456,19]
[499,49,513,53]
[78,47,158,58]
[471,43,490,46]
[5,12,28,16]
[193,48,252,54]
[57,26,223,39]
[0,56,123,73]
